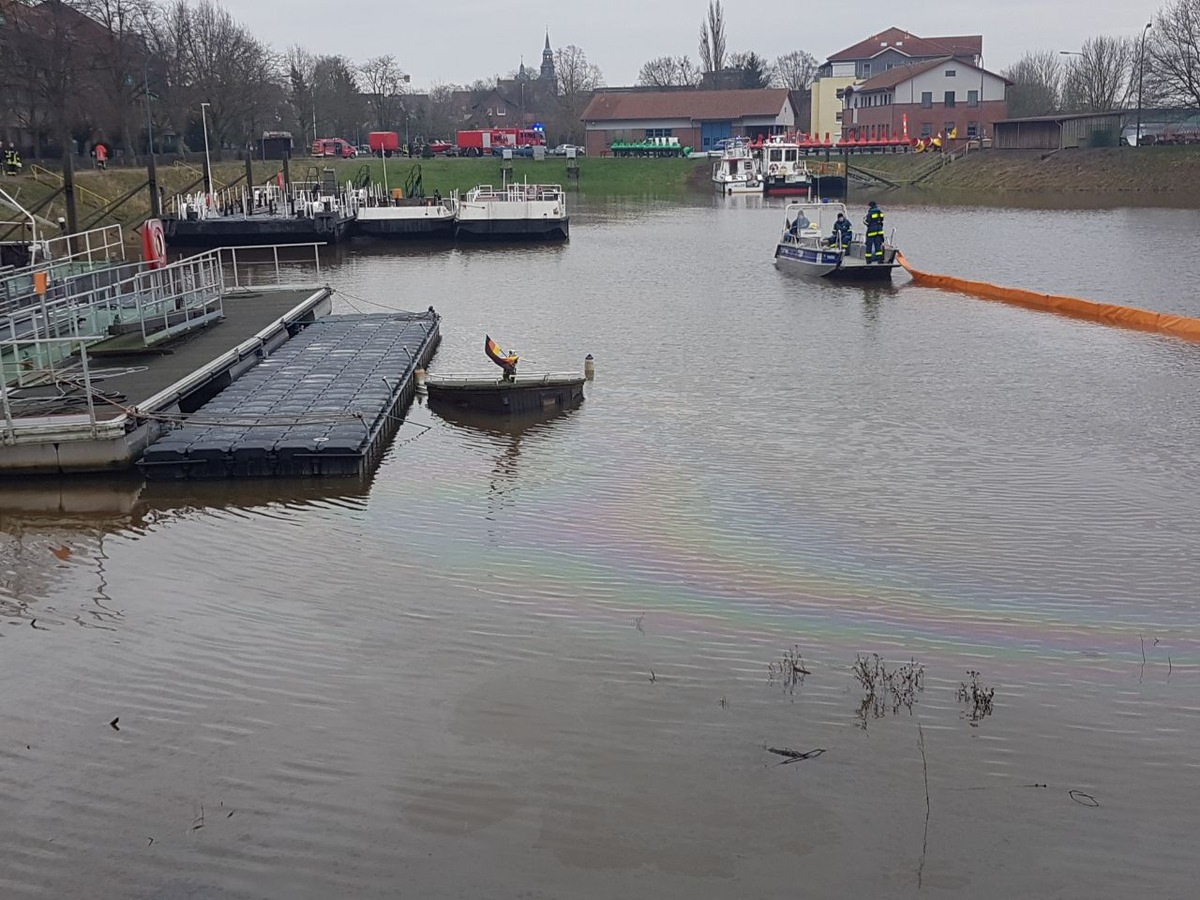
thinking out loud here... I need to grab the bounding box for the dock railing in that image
[213,243,324,291]
[0,223,127,314]
[0,336,104,442]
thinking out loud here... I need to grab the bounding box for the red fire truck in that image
[455,128,546,157]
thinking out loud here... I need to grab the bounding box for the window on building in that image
[486,108,493,116]
[944,91,956,108]
[921,122,933,138]
[921,92,933,108]
[646,128,673,138]
[835,111,843,122]
[967,90,979,107]
[862,63,872,78]
[495,107,506,116]
[945,69,957,77]
[945,121,957,136]
[967,121,979,138]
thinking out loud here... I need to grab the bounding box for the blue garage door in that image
[701,121,732,151]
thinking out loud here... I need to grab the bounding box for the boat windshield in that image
[782,203,847,239]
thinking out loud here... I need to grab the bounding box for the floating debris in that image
[109,717,120,731]
[767,645,810,695]
[956,671,996,725]
[766,746,826,765]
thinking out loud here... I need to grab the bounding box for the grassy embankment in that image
[853,145,1200,196]
[0,156,712,236]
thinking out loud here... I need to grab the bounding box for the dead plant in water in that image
[956,670,995,725]
[768,645,811,695]
[852,653,925,728]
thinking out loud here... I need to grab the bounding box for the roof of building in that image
[827,28,982,63]
[993,112,1124,125]
[852,56,1012,92]
[582,88,794,122]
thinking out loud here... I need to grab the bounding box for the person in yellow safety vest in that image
[3,144,21,176]
[863,200,885,263]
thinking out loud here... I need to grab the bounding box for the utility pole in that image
[1135,22,1153,147]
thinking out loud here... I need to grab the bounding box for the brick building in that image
[841,56,1009,143]
[581,88,800,156]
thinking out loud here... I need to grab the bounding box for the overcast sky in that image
[214,0,1154,88]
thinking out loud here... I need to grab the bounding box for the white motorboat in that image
[711,141,763,194]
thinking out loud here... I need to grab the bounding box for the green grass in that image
[309,155,711,196]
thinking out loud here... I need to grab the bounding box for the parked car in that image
[551,144,585,156]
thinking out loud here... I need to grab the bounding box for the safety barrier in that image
[895,252,1200,341]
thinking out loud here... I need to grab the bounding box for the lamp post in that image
[200,102,213,198]
[143,57,160,217]
[1135,22,1153,147]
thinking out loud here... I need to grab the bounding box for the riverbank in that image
[853,146,1200,196]
[4,146,1198,238]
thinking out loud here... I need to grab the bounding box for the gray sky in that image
[216,0,1152,88]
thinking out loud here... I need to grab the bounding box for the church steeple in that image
[540,31,555,83]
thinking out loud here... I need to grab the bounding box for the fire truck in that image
[455,127,546,157]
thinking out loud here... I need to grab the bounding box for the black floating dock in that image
[139,311,440,479]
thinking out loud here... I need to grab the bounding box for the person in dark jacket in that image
[828,212,852,250]
[863,201,885,262]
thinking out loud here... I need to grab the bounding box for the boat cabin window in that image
[784,148,797,162]
[769,148,782,162]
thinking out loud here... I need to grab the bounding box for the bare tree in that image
[698,0,727,73]
[80,0,156,160]
[1061,35,1135,112]
[554,45,603,143]
[772,50,818,91]
[637,55,701,88]
[1147,1,1200,110]
[360,54,408,131]
[312,55,361,140]
[1002,51,1062,117]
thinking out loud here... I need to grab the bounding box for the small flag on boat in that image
[484,335,519,374]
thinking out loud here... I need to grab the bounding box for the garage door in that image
[701,121,732,151]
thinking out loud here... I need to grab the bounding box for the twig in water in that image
[191,805,205,832]
[917,723,930,889]
[109,717,120,731]
[648,669,656,683]
[766,747,826,765]
[1068,790,1099,807]
[634,614,645,634]
[1141,635,1146,664]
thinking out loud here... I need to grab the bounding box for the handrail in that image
[29,164,112,209]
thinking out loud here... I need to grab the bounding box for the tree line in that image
[636,1,818,91]
[0,0,604,160]
[1004,0,1200,120]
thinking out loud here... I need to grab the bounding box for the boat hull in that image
[163,214,352,247]
[426,374,585,413]
[714,179,763,195]
[454,218,569,241]
[354,213,455,239]
[774,243,897,280]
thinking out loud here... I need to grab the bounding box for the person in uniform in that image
[863,201,885,263]
[828,212,852,250]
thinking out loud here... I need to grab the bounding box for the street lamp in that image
[143,57,160,217]
[1135,22,1153,147]
[200,101,213,198]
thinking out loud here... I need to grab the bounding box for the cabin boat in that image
[758,135,814,196]
[353,184,457,239]
[455,182,569,241]
[773,201,898,280]
[711,141,763,194]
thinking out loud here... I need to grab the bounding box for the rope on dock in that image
[895,251,1200,342]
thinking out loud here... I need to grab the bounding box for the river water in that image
[3,194,1199,898]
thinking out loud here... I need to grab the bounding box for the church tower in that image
[540,32,556,84]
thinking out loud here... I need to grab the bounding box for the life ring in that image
[769,163,778,174]
[142,218,167,269]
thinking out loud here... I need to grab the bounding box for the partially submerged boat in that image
[455,183,569,241]
[424,335,585,414]
[773,201,899,280]
[712,141,762,194]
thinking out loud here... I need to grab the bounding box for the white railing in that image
[0,224,127,313]
[1,336,104,442]
[210,243,324,291]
